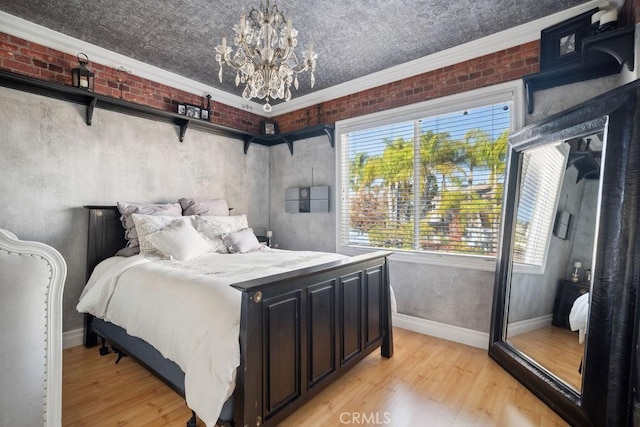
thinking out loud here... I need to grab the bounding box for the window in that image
[337,83,523,269]
[513,142,569,268]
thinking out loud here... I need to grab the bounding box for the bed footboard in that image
[231,251,393,427]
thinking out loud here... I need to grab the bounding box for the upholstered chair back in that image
[0,229,66,427]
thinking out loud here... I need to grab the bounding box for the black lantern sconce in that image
[202,94,212,121]
[72,53,95,91]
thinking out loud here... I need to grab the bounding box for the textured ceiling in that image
[0,0,593,103]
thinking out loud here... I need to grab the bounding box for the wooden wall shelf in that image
[0,69,334,154]
[523,26,635,114]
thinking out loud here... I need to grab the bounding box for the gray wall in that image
[0,86,270,333]
[566,179,599,279]
[0,71,626,336]
[266,74,627,335]
[268,137,336,253]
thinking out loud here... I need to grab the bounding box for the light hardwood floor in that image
[508,325,584,391]
[63,328,569,426]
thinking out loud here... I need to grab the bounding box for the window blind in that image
[340,102,511,256]
[513,143,569,266]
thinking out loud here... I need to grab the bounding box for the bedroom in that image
[1,0,639,426]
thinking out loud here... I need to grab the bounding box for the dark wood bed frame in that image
[83,206,394,427]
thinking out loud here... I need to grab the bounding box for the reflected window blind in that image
[341,102,511,256]
[513,143,568,266]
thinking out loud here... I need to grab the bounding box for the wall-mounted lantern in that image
[72,53,94,91]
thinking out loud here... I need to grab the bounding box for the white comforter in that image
[569,292,590,344]
[76,248,348,426]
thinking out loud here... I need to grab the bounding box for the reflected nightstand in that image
[552,279,589,328]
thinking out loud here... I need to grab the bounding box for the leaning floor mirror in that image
[489,79,640,426]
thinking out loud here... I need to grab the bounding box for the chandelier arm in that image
[216,0,317,111]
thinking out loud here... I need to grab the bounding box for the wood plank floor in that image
[508,325,584,391]
[62,328,568,426]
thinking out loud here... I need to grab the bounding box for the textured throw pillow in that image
[195,215,249,253]
[131,214,195,256]
[117,201,182,254]
[222,229,262,254]
[179,198,229,216]
[145,219,211,261]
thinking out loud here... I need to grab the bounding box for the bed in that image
[79,205,393,427]
[569,292,589,344]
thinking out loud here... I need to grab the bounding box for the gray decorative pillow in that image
[196,215,249,253]
[179,198,229,216]
[117,201,182,254]
[222,229,262,254]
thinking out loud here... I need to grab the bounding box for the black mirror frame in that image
[489,79,640,427]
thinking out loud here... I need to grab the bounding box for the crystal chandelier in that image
[215,0,317,112]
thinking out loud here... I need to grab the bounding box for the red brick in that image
[33,59,47,69]
[27,42,49,54]
[8,35,28,46]
[0,41,18,53]
[48,63,64,73]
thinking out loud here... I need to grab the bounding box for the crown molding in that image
[1,0,607,118]
[0,11,263,113]
[270,0,607,116]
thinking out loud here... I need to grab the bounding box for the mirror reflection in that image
[505,130,605,393]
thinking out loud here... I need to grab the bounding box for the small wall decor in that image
[539,8,598,71]
[261,119,279,135]
[177,103,186,115]
[72,53,95,91]
[285,186,329,213]
[185,104,201,119]
[554,210,573,240]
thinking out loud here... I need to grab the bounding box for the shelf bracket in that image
[583,27,635,71]
[323,127,335,148]
[178,120,189,143]
[86,97,97,125]
[243,136,256,154]
[283,137,293,155]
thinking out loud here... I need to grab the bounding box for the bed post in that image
[381,260,394,358]
[83,206,127,348]
[234,290,264,427]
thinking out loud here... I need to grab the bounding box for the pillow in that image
[131,214,195,256]
[179,198,229,216]
[117,202,182,254]
[145,219,211,261]
[195,215,249,253]
[222,229,262,254]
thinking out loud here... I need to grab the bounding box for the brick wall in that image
[273,41,540,133]
[0,30,541,136]
[7,9,638,137]
[0,32,263,134]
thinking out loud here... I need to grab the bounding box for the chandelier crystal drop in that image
[215,0,317,112]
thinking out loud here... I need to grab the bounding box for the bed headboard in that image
[84,205,126,281]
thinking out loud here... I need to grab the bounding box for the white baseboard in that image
[64,314,503,351]
[63,328,84,349]
[392,313,489,349]
[506,314,553,337]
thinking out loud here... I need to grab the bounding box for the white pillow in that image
[222,228,262,254]
[132,214,195,255]
[145,220,211,261]
[196,215,249,253]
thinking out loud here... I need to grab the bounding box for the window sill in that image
[338,246,498,272]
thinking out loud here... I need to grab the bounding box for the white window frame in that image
[335,80,525,271]
[511,142,570,275]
